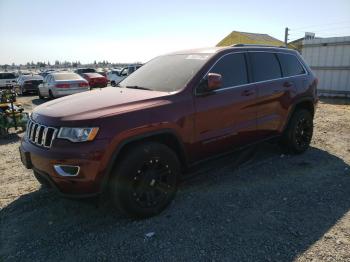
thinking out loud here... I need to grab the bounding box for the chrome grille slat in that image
[42,127,48,146]
[25,118,58,149]
[31,123,37,141]
[28,121,34,139]
[34,125,41,143]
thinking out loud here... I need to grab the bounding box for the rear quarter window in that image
[249,52,282,82]
[277,53,305,77]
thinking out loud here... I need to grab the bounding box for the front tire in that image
[282,109,313,154]
[109,142,180,218]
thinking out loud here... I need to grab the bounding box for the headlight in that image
[57,127,99,142]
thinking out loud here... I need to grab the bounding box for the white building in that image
[301,36,350,97]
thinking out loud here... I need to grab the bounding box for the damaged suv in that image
[20,45,318,218]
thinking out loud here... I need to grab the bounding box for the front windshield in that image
[119,54,212,92]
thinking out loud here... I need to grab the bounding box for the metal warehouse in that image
[301,36,350,97]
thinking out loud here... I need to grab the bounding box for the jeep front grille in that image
[26,118,58,148]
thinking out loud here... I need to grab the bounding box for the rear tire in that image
[281,109,313,154]
[38,89,44,99]
[49,90,54,99]
[111,81,116,87]
[109,142,180,218]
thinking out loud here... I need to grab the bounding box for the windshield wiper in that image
[125,85,151,90]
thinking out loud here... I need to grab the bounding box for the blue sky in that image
[0,0,350,64]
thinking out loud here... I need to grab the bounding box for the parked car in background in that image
[82,73,108,88]
[0,72,17,89]
[40,69,56,78]
[107,64,142,86]
[38,72,89,99]
[17,74,44,95]
[106,68,121,84]
[74,68,96,76]
[95,68,107,78]
[20,45,318,218]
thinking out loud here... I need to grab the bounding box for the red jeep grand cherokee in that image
[20,45,318,218]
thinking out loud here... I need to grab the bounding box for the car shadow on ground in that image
[0,132,22,145]
[31,98,50,105]
[1,143,350,261]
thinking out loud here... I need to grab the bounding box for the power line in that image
[291,20,350,31]
[288,25,350,41]
[310,26,350,33]
[292,25,350,34]
[289,31,350,42]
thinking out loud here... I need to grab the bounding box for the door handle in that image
[241,90,254,96]
[283,81,293,88]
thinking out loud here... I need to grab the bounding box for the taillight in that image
[79,82,89,87]
[55,83,70,88]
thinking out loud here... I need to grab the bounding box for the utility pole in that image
[284,27,289,47]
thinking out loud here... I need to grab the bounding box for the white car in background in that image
[0,72,17,89]
[107,64,142,86]
[38,72,89,99]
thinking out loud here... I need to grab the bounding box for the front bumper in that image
[33,169,101,198]
[20,136,111,196]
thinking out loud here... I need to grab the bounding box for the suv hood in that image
[33,87,170,122]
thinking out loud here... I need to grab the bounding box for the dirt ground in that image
[1,96,349,261]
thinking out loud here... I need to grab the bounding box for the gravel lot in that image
[1,96,350,261]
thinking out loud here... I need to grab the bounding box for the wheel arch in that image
[283,97,315,132]
[100,129,188,192]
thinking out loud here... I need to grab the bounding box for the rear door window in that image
[249,52,282,82]
[277,53,305,77]
[210,53,248,89]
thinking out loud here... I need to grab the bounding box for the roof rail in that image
[232,44,286,48]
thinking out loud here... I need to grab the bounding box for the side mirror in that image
[207,73,222,90]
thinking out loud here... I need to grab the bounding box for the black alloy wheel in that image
[282,109,313,153]
[131,157,177,209]
[294,116,313,150]
[109,142,180,218]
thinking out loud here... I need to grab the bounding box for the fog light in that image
[54,165,80,177]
